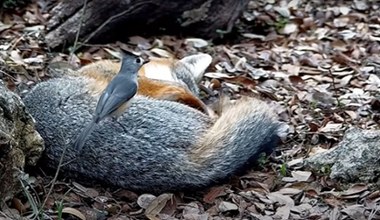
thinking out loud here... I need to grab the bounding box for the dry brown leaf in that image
[182,213,209,220]
[128,36,152,50]
[298,55,319,68]
[114,189,138,201]
[203,186,226,204]
[333,17,350,28]
[332,51,358,65]
[217,201,238,213]
[103,48,122,59]
[322,196,343,208]
[226,76,257,89]
[344,110,357,120]
[341,184,368,197]
[242,33,266,41]
[319,122,343,133]
[204,72,233,79]
[182,202,204,216]
[338,75,353,87]
[145,193,173,220]
[305,189,319,198]
[291,171,312,182]
[287,158,304,167]
[267,192,295,207]
[72,182,99,198]
[185,38,209,48]
[308,146,329,157]
[277,188,303,196]
[150,48,174,58]
[341,205,366,220]
[280,23,298,35]
[137,194,157,209]
[288,75,305,88]
[0,23,12,32]
[366,190,380,200]
[273,205,291,220]
[12,198,26,214]
[62,207,86,220]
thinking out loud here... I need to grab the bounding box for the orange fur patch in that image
[77,60,121,95]
[138,57,177,81]
[138,77,209,114]
[76,59,210,114]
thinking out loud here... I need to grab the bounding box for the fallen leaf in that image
[341,205,366,219]
[267,192,295,207]
[319,122,343,133]
[62,207,86,220]
[145,194,173,220]
[137,194,157,209]
[185,38,209,48]
[218,201,238,212]
[203,186,226,204]
[291,171,312,182]
[280,23,298,35]
[277,188,303,196]
[341,184,368,197]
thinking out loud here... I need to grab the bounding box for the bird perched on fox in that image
[73,51,147,152]
[75,54,214,115]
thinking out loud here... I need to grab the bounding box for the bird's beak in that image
[143,59,150,65]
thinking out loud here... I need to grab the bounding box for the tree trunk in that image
[44,0,249,49]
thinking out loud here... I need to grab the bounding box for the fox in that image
[22,52,286,193]
[74,54,213,115]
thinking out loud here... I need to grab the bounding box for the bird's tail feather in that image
[73,120,97,152]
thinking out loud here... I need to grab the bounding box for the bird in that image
[73,51,148,153]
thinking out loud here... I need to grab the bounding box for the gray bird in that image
[73,51,147,152]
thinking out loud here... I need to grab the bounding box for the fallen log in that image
[44,0,250,49]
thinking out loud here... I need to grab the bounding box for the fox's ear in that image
[179,53,212,83]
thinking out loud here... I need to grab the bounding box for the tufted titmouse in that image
[73,51,148,152]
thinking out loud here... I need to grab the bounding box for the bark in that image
[0,80,44,202]
[44,0,249,49]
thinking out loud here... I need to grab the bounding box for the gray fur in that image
[23,76,282,193]
[175,70,199,95]
[173,62,200,95]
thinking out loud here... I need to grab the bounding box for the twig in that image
[368,204,380,220]
[328,69,341,106]
[328,68,347,125]
[18,173,39,219]
[75,1,153,52]
[70,0,88,58]
[0,69,17,80]
[38,139,71,215]
[38,1,89,209]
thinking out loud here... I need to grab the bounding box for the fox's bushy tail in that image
[187,97,283,185]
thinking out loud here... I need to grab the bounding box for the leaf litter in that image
[1,0,380,219]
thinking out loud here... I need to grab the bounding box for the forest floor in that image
[1,0,380,219]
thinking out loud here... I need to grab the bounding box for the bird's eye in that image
[135,58,143,64]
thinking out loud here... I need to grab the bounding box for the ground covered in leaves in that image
[1,0,380,219]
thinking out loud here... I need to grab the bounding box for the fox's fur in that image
[74,54,212,114]
[138,54,212,95]
[23,53,284,193]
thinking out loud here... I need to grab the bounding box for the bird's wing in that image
[95,78,137,121]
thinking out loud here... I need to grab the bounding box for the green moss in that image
[280,163,287,177]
